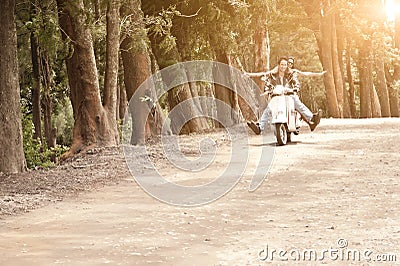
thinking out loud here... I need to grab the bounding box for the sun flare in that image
[385,0,400,21]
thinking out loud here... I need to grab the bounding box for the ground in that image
[0,118,399,265]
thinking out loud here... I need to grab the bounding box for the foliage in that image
[54,100,74,147]
[15,0,72,168]
[21,104,69,169]
[145,5,179,54]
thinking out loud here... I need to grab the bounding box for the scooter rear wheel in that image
[275,123,287,145]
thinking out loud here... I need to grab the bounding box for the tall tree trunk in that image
[121,0,169,144]
[357,40,373,118]
[41,52,56,148]
[375,58,391,117]
[30,31,43,143]
[394,2,400,80]
[318,3,340,117]
[335,13,351,117]
[346,39,357,117]
[166,80,209,134]
[385,66,400,117]
[385,4,400,117]
[253,28,270,117]
[299,0,341,117]
[231,56,258,122]
[56,0,119,157]
[172,20,207,119]
[102,0,120,141]
[186,70,206,117]
[118,58,127,120]
[143,3,209,135]
[121,49,159,144]
[331,13,344,117]
[103,0,120,113]
[199,83,216,128]
[371,86,382,118]
[388,86,400,117]
[0,0,27,173]
[213,50,240,128]
[148,43,209,135]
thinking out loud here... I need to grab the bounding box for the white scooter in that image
[265,84,302,145]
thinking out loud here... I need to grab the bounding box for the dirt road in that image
[0,118,399,265]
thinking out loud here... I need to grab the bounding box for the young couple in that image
[244,56,325,134]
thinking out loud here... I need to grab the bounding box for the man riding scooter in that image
[247,56,321,134]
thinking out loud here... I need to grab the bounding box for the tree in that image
[384,0,400,117]
[299,0,341,117]
[375,56,391,117]
[56,0,120,157]
[0,0,27,173]
[345,39,357,117]
[352,0,386,118]
[143,3,210,134]
[29,12,43,144]
[120,0,169,145]
[28,0,60,149]
[212,49,240,127]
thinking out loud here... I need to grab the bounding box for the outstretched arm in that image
[243,71,269,77]
[295,69,327,77]
[243,66,278,77]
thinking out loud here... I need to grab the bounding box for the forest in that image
[1,0,400,173]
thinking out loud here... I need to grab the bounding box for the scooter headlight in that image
[273,85,285,95]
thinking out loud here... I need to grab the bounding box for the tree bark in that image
[117,58,127,121]
[56,0,119,157]
[0,0,27,173]
[318,2,340,117]
[388,85,400,117]
[345,39,357,117]
[385,66,400,117]
[148,43,209,135]
[121,49,157,144]
[385,3,400,116]
[30,31,43,143]
[330,13,344,117]
[371,86,382,118]
[167,81,209,134]
[41,52,56,148]
[357,40,373,118]
[299,0,342,118]
[375,58,391,117]
[253,28,270,117]
[120,0,169,144]
[103,0,120,114]
[143,2,209,135]
[230,56,258,122]
[213,50,240,128]
[394,3,400,80]
[335,13,351,117]
[199,83,216,128]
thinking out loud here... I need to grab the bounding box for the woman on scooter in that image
[247,56,321,134]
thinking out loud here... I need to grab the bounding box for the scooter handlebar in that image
[260,85,297,97]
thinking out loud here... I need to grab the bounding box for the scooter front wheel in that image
[275,123,288,145]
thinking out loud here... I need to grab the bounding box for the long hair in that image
[277,56,290,75]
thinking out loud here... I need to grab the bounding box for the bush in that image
[22,106,69,169]
[54,100,74,146]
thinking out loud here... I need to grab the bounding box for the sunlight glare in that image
[385,0,400,21]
